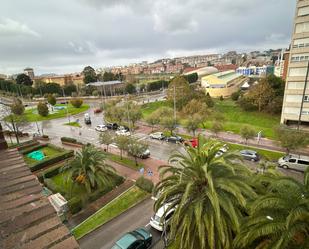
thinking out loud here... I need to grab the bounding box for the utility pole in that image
[173,84,176,127]
[62,88,70,123]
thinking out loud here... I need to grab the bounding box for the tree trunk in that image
[134,156,138,166]
[120,149,123,159]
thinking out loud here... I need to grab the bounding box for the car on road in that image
[116,129,131,136]
[118,126,130,132]
[95,125,107,132]
[149,132,165,140]
[106,123,119,130]
[84,113,91,125]
[165,136,184,144]
[150,204,175,232]
[240,150,260,161]
[215,144,229,157]
[128,146,151,159]
[184,138,198,148]
[278,154,309,172]
[94,108,102,114]
[111,227,152,249]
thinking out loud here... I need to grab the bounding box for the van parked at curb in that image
[150,204,175,232]
[278,154,309,172]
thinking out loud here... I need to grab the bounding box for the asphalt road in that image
[78,198,162,249]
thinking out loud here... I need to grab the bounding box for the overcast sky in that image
[0,0,295,75]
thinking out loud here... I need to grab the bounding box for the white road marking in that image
[145,223,151,228]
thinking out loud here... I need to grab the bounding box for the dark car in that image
[166,136,184,144]
[106,123,119,130]
[111,228,152,249]
[240,150,260,162]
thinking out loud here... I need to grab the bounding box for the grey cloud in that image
[0,18,40,38]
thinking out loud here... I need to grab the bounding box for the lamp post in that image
[62,88,70,123]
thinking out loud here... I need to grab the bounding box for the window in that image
[298,160,309,165]
[284,107,300,114]
[286,95,303,102]
[291,53,309,62]
[295,22,309,33]
[287,82,309,90]
[289,159,296,163]
[289,68,307,77]
[293,38,309,48]
[298,6,309,16]
[304,95,309,102]
[302,108,309,115]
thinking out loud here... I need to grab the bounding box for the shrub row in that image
[37,161,70,183]
[29,150,74,172]
[68,197,83,214]
[10,140,39,150]
[20,143,47,155]
[61,137,84,145]
[136,176,154,193]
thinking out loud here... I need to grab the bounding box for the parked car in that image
[149,132,165,140]
[84,113,91,125]
[106,123,119,130]
[150,204,175,232]
[111,228,152,249]
[240,150,260,161]
[278,154,309,172]
[95,125,107,132]
[215,145,229,157]
[94,108,102,114]
[184,138,198,148]
[118,126,130,132]
[165,136,184,144]
[116,129,131,136]
[128,146,150,159]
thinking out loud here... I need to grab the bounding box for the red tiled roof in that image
[0,149,79,249]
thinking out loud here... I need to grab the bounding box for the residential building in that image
[281,0,309,126]
[201,70,247,97]
[37,73,84,86]
[0,73,7,79]
[24,67,35,80]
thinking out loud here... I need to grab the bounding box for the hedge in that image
[36,161,70,183]
[61,137,84,145]
[44,178,59,193]
[10,140,38,150]
[68,197,82,214]
[136,176,154,193]
[20,143,47,155]
[29,150,74,172]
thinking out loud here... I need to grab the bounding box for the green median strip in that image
[64,122,81,127]
[71,186,149,240]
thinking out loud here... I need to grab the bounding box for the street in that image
[78,198,162,249]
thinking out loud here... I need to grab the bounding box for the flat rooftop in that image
[0,148,79,249]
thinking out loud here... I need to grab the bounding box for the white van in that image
[150,204,175,232]
[278,154,309,172]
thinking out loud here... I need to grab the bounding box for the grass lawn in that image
[64,121,81,127]
[72,186,149,239]
[24,104,90,122]
[23,145,63,165]
[204,99,280,139]
[105,152,144,170]
[141,101,171,118]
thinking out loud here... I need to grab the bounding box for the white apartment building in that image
[281,0,309,126]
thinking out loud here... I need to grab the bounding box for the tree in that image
[181,99,209,119]
[62,145,115,199]
[185,114,202,136]
[167,76,191,109]
[47,94,56,106]
[126,101,142,129]
[184,73,198,84]
[99,132,114,152]
[275,127,309,154]
[125,83,136,94]
[234,170,309,249]
[16,73,33,86]
[82,66,97,83]
[63,84,77,96]
[10,98,24,115]
[145,111,160,131]
[210,121,223,137]
[127,138,148,166]
[154,138,255,249]
[231,91,241,101]
[103,72,117,82]
[70,98,83,108]
[105,106,125,124]
[37,102,49,116]
[115,135,129,159]
[240,125,256,144]
[160,116,176,136]
[205,92,214,107]
[40,82,62,95]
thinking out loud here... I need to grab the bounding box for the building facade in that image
[281,0,309,126]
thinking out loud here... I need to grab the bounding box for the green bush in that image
[136,176,154,193]
[20,143,47,155]
[231,91,241,101]
[36,162,67,182]
[37,101,49,116]
[44,178,59,193]
[70,98,83,108]
[68,197,82,214]
[219,95,224,101]
[15,140,39,150]
[205,93,214,108]
[61,137,84,145]
[47,94,56,106]
[29,150,74,172]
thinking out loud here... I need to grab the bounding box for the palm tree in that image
[62,145,115,195]
[154,138,256,249]
[234,169,309,249]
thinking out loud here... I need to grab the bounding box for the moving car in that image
[149,132,165,140]
[165,136,184,144]
[215,144,229,157]
[150,204,175,232]
[184,138,198,148]
[111,228,152,249]
[240,150,260,161]
[94,108,102,114]
[278,154,309,172]
[106,123,119,130]
[95,125,107,132]
[84,113,91,125]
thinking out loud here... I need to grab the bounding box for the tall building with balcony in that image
[281,0,309,127]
